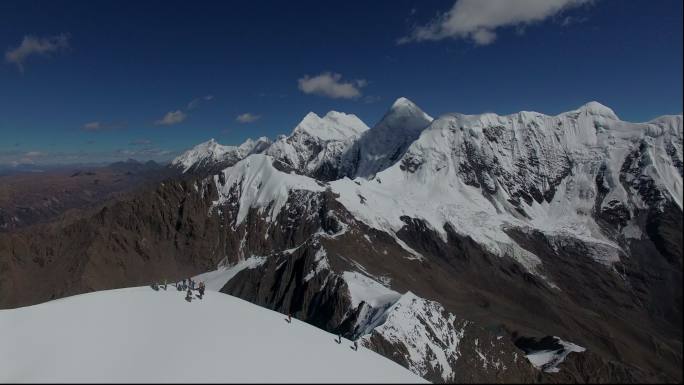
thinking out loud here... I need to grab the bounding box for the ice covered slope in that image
[331,102,682,270]
[0,287,425,383]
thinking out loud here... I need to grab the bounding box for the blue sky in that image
[0,0,682,166]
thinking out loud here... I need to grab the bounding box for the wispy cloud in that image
[187,95,214,110]
[363,95,383,104]
[83,122,102,131]
[117,147,173,157]
[24,151,46,157]
[81,121,127,132]
[298,72,366,99]
[155,110,187,126]
[154,95,212,126]
[399,0,592,45]
[560,15,589,26]
[5,33,70,72]
[236,113,261,123]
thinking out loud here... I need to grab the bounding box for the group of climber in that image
[151,277,205,302]
[180,278,206,301]
[287,312,360,352]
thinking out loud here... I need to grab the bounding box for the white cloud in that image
[155,110,187,126]
[5,33,70,72]
[298,72,366,99]
[82,121,103,131]
[236,113,261,123]
[399,0,592,45]
[24,151,46,157]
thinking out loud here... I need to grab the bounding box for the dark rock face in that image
[219,242,353,333]
[0,176,222,308]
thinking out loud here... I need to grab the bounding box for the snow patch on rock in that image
[525,337,586,373]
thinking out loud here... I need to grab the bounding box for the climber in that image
[198,281,205,299]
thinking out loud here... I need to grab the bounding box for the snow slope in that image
[192,256,267,291]
[0,287,425,383]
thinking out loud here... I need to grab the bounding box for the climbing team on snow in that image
[151,277,205,302]
[152,277,363,350]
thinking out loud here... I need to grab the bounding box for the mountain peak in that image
[194,138,219,149]
[292,111,369,141]
[391,97,417,110]
[575,101,619,120]
[382,97,433,125]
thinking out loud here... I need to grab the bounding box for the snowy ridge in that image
[172,137,271,173]
[212,154,326,225]
[359,292,467,382]
[340,272,527,382]
[292,111,369,141]
[0,287,425,383]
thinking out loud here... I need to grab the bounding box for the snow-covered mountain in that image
[265,111,369,180]
[342,96,434,178]
[2,98,681,383]
[172,137,272,174]
[205,99,681,276]
[173,110,369,180]
[325,101,683,276]
[198,98,681,382]
[0,286,424,383]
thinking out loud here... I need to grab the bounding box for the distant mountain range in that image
[0,159,174,231]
